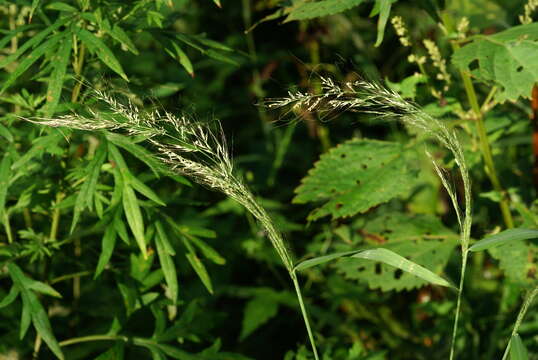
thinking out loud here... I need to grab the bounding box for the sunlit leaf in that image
[470,228,538,252]
[43,34,72,117]
[186,253,214,294]
[155,221,179,303]
[123,184,147,258]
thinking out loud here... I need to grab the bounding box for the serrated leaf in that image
[0,286,19,308]
[123,184,147,258]
[1,34,63,94]
[294,139,419,220]
[334,210,458,291]
[284,0,366,22]
[0,153,12,219]
[42,34,72,117]
[470,228,538,252]
[452,22,538,102]
[95,224,117,278]
[186,253,213,294]
[71,142,107,232]
[489,241,536,286]
[351,248,453,288]
[510,334,528,360]
[240,296,279,340]
[76,28,128,81]
[155,222,179,304]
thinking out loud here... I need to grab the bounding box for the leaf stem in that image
[48,192,64,242]
[59,334,128,347]
[71,41,86,103]
[500,285,538,360]
[3,212,13,243]
[291,271,320,360]
[449,249,468,360]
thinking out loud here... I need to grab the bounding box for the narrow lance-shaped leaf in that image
[123,184,147,259]
[0,17,69,69]
[510,334,529,360]
[284,0,366,22]
[374,0,392,47]
[294,250,360,272]
[71,142,107,232]
[8,264,64,359]
[125,172,166,206]
[469,228,538,252]
[29,0,41,22]
[1,34,63,94]
[106,133,163,177]
[186,253,214,294]
[43,34,72,117]
[0,153,12,219]
[95,224,117,278]
[155,221,178,303]
[76,28,129,81]
[352,248,454,288]
[0,286,19,308]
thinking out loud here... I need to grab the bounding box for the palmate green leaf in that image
[335,210,458,291]
[284,0,366,22]
[42,34,72,117]
[0,17,69,69]
[71,142,107,232]
[510,334,529,360]
[452,22,538,102]
[186,253,214,294]
[294,139,419,221]
[76,28,128,81]
[0,33,63,94]
[470,228,538,251]
[8,263,64,359]
[155,221,178,303]
[95,224,117,278]
[0,152,12,219]
[123,184,147,259]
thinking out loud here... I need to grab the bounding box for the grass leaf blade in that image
[294,251,360,272]
[510,334,529,360]
[469,228,538,252]
[352,248,454,288]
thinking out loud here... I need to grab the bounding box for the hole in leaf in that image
[375,263,382,275]
[516,66,523,72]
[394,269,403,279]
[362,164,367,169]
[340,154,346,158]
[431,250,437,255]
[356,179,361,185]
[335,203,343,209]
[357,266,365,272]
[469,59,479,71]
[331,188,336,193]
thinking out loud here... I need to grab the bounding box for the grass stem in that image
[500,285,538,360]
[292,272,320,360]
